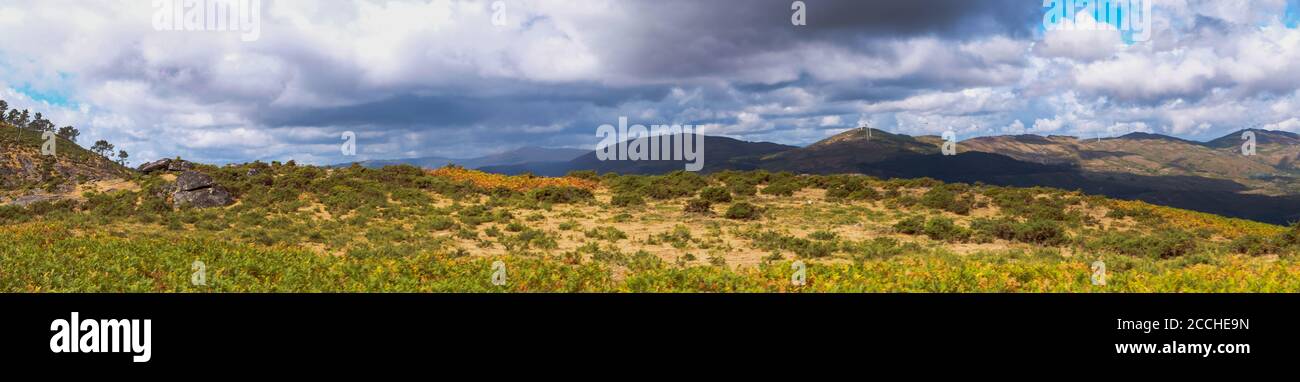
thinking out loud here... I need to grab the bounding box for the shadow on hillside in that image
[863,152,1300,225]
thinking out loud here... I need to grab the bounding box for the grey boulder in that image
[172,186,234,209]
[175,171,216,192]
[167,159,194,172]
[11,194,61,207]
[137,159,172,174]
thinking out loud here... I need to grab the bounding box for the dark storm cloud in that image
[253,0,1043,140]
[587,0,1041,82]
[259,82,674,128]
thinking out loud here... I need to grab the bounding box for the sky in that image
[0,0,1298,165]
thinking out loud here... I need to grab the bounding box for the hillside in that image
[416,128,1300,224]
[960,131,1295,195]
[758,128,938,174]
[0,122,130,197]
[2,164,1299,292]
[562,134,795,175]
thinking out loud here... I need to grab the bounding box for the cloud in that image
[0,0,1295,165]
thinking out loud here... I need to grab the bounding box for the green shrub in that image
[684,199,712,214]
[500,228,559,252]
[761,180,802,197]
[646,171,709,199]
[724,202,761,220]
[1014,219,1068,246]
[893,215,926,235]
[921,186,972,215]
[808,230,838,241]
[923,217,970,242]
[1090,229,1197,259]
[584,226,628,242]
[610,193,645,207]
[825,176,878,200]
[527,186,594,204]
[726,180,757,197]
[741,230,834,258]
[971,217,1018,241]
[84,190,138,218]
[699,187,732,203]
[1227,234,1278,256]
[853,237,905,261]
[0,204,31,224]
[565,170,599,181]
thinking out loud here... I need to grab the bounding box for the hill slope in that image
[0,123,129,194]
[2,164,1298,292]
[561,134,796,175]
[758,128,938,174]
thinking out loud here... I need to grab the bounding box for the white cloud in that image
[1264,117,1300,132]
[0,0,1297,164]
[1036,11,1124,61]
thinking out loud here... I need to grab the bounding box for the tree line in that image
[0,98,128,166]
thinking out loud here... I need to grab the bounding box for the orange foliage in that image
[428,166,598,192]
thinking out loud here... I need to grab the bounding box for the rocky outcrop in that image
[137,158,195,174]
[172,186,234,209]
[175,171,216,192]
[10,194,62,207]
[168,159,194,172]
[137,158,235,209]
[137,159,171,174]
[171,171,233,209]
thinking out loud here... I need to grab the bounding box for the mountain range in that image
[335,146,589,170]
[374,127,1300,224]
[12,118,1300,225]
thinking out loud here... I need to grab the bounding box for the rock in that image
[138,159,172,174]
[11,194,61,207]
[167,159,194,172]
[172,186,234,209]
[175,171,216,192]
[246,168,261,177]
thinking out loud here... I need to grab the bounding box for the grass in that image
[3,222,1298,292]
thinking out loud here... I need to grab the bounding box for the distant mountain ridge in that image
[483,134,796,176]
[336,146,588,170]
[349,127,1300,224]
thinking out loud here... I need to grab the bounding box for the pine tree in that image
[91,140,114,158]
[56,126,80,142]
[16,109,30,128]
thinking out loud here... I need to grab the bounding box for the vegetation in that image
[2,162,1298,292]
